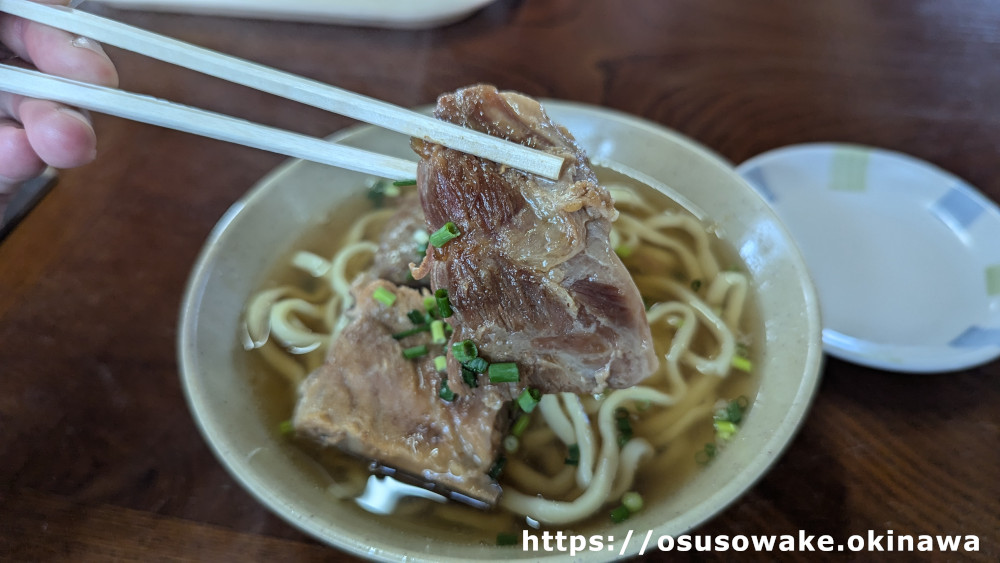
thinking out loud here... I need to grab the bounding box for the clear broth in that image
[245,168,762,544]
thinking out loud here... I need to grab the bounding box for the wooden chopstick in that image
[0,64,420,178]
[0,0,566,180]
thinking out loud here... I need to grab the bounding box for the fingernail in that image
[71,35,108,57]
[57,106,92,126]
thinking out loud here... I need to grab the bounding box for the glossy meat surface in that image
[412,85,658,394]
[293,277,510,505]
[369,193,429,287]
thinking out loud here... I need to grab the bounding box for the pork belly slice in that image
[412,85,658,395]
[293,277,511,505]
[369,194,430,288]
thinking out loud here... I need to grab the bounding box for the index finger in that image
[0,1,118,87]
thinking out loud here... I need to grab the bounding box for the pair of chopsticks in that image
[0,0,565,180]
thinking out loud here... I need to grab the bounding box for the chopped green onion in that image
[496,532,518,546]
[439,379,455,401]
[714,420,738,441]
[503,435,519,453]
[461,366,479,388]
[565,443,580,466]
[407,309,427,325]
[610,505,630,523]
[463,357,489,373]
[736,395,749,409]
[367,181,388,208]
[435,288,453,318]
[715,397,746,424]
[402,345,428,359]
[511,414,531,438]
[392,325,430,340]
[489,362,520,384]
[616,414,632,433]
[731,355,752,373]
[430,320,446,344]
[622,491,643,513]
[434,355,447,372]
[615,245,633,258]
[452,339,478,363]
[423,295,438,314]
[690,279,703,292]
[384,184,401,197]
[392,179,417,186]
[429,221,461,247]
[488,456,506,480]
[278,420,294,435]
[695,443,718,465]
[372,286,396,307]
[616,407,633,447]
[516,387,541,412]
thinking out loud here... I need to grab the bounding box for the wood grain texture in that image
[1,0,997,561]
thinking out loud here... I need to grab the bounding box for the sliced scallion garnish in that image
[434,355,447,372]
[430,320,446,344]
[615,407,633,447]
[714,397,746,424]
[423,295,438,315]
[439,379,455,401]
[622,491,643,513]
[503,435,519,453]
[610,505,630,523]
[435,288,453,318]
[372,286,396,307]
[452,339,478,363]
[461,365,479,388]
[496,532,518,546]
[402,345,428,359]
[489,362,520,384]
[516,387,541,412]
[407,309,427,325]
[511,414,530,438]
[695,443,717,465]
[392,325,430,340]
[487,456,506,480]
[565,443,580,466]
[392,179,417,186]
[429,221,461,247]
[731,355,752,373]
[714,420,738,440]
[463,357,489,373]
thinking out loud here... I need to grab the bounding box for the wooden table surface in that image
[2,0,998,560]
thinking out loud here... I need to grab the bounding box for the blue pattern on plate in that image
[931,185,984,231]
[949,326,1000,348]
[741,166,776,202]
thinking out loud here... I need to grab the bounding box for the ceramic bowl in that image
[178,101,823,561]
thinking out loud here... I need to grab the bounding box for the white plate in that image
[737,143,1000,373]
[90,0,498,29]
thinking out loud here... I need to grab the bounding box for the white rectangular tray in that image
[89,0,497,28]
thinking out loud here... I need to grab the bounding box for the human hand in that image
[0,0,118,218]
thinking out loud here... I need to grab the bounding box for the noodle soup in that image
[243,165,762,543]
